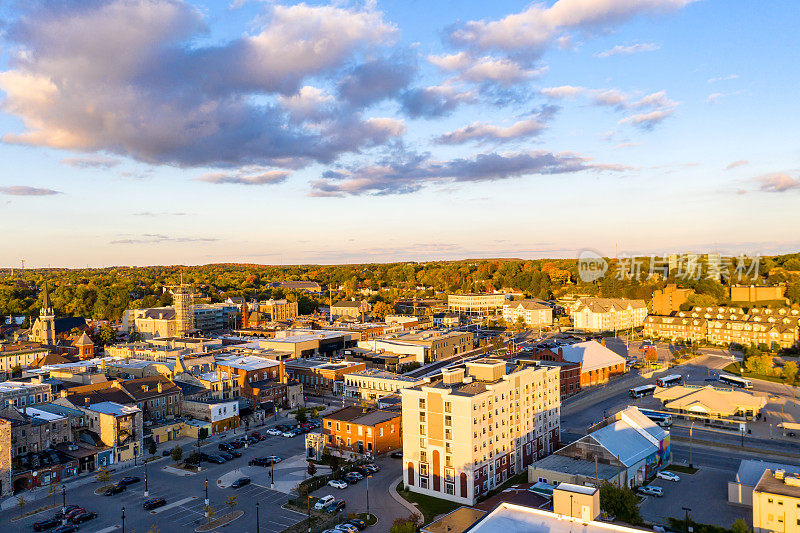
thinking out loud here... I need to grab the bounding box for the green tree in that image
[731,518,751,533]
[16,495,26,516]
[390,516,418,533]
[295,406,308,424]
[98,324,116,345]
[149,440,157,456]
[782,361,798,384]
[307,461,317,477]
[171,445,183,462]
[599,482,643,525]
[225,495,238,512]
[95,466,111,483]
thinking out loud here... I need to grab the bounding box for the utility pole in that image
[144,461,149,497]
[689,421,694,469]
[121,506,126,533]
[682,507,691,533]
[256,502,260,533]
[205,478,209,506]
[366,474,372,519]
[307,495,312,533]
[61,485,67,525]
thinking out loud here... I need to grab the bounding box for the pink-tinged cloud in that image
[595,42,660,58]
[725,160,749,170]
[0,186,62,196]
[756,173,800,192]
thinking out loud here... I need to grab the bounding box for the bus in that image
[638,408,673,427]
[718,374,753,389]
[629,384,657,398]
[657,374,682,388]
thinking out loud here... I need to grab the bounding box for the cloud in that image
[0,186,62,196]
[756,173,800,193]
[619,108,676,129]
[195,168,290,185]
[706,92,723,104]
[337,55,416,106]
[541,85,585,99]
[109,233,219,245]
[708,74,739,83]
[592,89,676,110]
[61,155,121,169]
[277,86,334,123]
[132,211,188,216]
[448,0,693,64]
[595,42,660,58]
[725,160,749,170]
[434,106,558,145]
[428,52,538,85]
[400,83,475,118]
[309,149,625,196]
[613,142,643,149]
[0,0,401,168]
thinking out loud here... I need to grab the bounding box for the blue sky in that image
[0,0,798,268]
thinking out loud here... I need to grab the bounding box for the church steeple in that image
[40,282,54,317]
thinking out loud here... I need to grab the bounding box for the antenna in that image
[21,259,25,270]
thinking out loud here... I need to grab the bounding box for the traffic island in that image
[93,485,113,495]
[10,503,58,522]
[194,510,243,532]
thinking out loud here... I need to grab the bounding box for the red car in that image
[64,508,86,521]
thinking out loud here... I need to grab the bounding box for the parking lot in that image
[639,466,750,528]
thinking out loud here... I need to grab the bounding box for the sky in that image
[0,0,798,268]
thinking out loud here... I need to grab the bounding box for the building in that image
[343,369,423,401]
[118,376,182,422]
[0,418,10,497]
[570,298,647,332]
[421,506,487,533]
[319,406,401,457]
[654,384,767,421]
[331,300,371,320]
[528,407,670,490]
[259,330,359,358]
[341,347,418,373]
[28,284,89,347]
[730,285,787,305]
[643,315,708,343]
[181,398,239,434]
[0,405,72,458]
[285,358,366,394]
[259,299,299,322]
[651,284,694,315]
[192,303,237,332]
[0,342,50,375]
[0,381,52,408]
[402,359,560,505]
[752,469,800,533]
[171,284,195,336]
[514,355,581,398]
[448,293,506,317]
[728,460,800,507]
[555,341,627,387]
[215,355,300,408]
[123,308,177,339]
[502,300,553,327]
[360,330,474,364]
[275,281,323,293]
[55,399,144,465]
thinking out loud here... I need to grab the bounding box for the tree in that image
[599,482,643,525]
[16,495,26,516]
[390,516,418,533]
[149,440,157,456]
[129,330,143,342]
[370,301,393,321]
[225,495,238,512]
[95,466,111,483]
[98,324,116,345]
[731,518,751,533]
[782,361,798,384]
[295,406,308,424]
[171,445,183,462]
[307,461,317,477]
[203,505,215,521]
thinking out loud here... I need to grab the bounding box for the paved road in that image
[2,429,311,533]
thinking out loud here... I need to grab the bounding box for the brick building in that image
[322,406,402,456]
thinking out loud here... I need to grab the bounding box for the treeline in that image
[2,253,800,321]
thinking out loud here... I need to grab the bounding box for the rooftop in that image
[324,406,401,426]
[736,459,800,487]
[88,401,140,416]
[348,369,419,382]
[754,469,800,499]
[422,507,487,533]
[217,355,280,371]
[558,341,626,373]
[531,453,620,479]
[464,502,650,533]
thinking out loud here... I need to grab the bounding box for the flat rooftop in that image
[755,469,800,499]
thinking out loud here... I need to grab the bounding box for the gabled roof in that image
[588,420,658,467]
[119,375,181,400]
[558,341,626,373]
[72,332,94,346]
[53,317,88,335]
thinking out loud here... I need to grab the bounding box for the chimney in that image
[558,347,563,361]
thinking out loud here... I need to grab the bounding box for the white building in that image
[447,293,506,317]
[343,369,422,401]
[570,298,647,332]
[502,300,553,327]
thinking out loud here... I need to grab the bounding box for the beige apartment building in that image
[361,330,474,364]
[401,359,560,505]
[651,284,694,315]
[753,469,800,533]
[730,285,786,304]
[448,293,506,317]
[502,300,553,327]
[343,369,423,401]
[643,315,708,342]
[260,299,299,321]
[570,298,647,332]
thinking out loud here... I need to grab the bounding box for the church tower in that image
[37,283,56,345]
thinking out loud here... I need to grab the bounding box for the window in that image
[445,429,452,440]
[420,451,427,462]
[420,463,429,476]
[444,401,451,413]
[420,477,428,489]
[420,425,426,435]
[444,415,452,426]
[445,483,455,495]
[419,412,426,422]
[420,438,426,448]
[419,398,426,409]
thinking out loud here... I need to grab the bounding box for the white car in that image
[328,479,348,489]
[656,471,680,482]
[282,431,297,437]
[637,486,664,497]
[266,455,281,463]
[314,495,335,510]
[266,429,282,436]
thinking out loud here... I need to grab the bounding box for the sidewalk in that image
[1,413,299,511]
[388,476,422,522]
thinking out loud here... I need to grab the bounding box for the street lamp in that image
[271,460,275,489]
[61,485,66,525]
[682,507,691,533]
[689,420,694,469]
[741,425,746,447]
[144,460,149,497]
[366,474,372,519]
[307,495,312,533]
[256,502,260,533]
[205,477,209,506]
[121,506,126,533]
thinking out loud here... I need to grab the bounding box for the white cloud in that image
[435,118,548,144]
[541,85,586,99]
[428,52,537,85]
[708,74,739,83]
[725,160,749,170]
[756,173,800,192]
[619,108,676,129]
[595,42,660,58]
[195,168,290,185]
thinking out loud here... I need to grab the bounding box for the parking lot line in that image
[150,496,198,514]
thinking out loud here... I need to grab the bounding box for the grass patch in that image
[350,512,378,525]
[395,482,459,524]
[195,510,243,532]
[93,484,114,495]
[667,464,698,475]
[723,363,795,385]
[10,503,58,522]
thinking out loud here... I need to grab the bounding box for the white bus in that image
[638,408,673,427]
[657,374,682,388]
[629,384,657,398]
[718,374,753,389]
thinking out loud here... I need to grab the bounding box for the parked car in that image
[231,477,251,488]
[390,450,403,458]
[656,471,680,482]
[342,473,360,484]
[119,476,140,486]
[348,471,364,480]
[70,511,98,524]
[33,517,61,531]
[218,443,232,452]
[162,450,171,456]
[63,508,86,521]
[104,484,126,496]
[218,452,234,461]
[314,495,335,510]
[266,455,282,463]
[266,428,282,436]
[637,486,664,497]
[52,526,79,533]
[333,524,358,533]
[249,457,271,467]
[344,518,367,530]
[325,500,346,514]
[206,455,227,464]
[363,463,380,473]
[229,440,244,449]
[228,449,243,458]
[198,452,210,461]
[143,498,167,510]
[328,479,348,489]
[351,467,368,476]
[282,431,297,437]
[55,505,82,519]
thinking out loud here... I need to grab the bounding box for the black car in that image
[52,526,79,533]
[228,449,242,458]
[218,443,232,452]
[119,476,140,486]
[351,466,369,476]
[248,457,273,467]
[33,517,61,531]
[143,498,167,510]
[390,451,403,458]
[231,477,251,488]
[229,440,244,449]
[218,452,234,461]
[55,505,82,519]
[342,473,360,484]
[104,484,126,496]
[70,512,98,524]
[344,518,367,530]
[162,450,171,456]
[206,455,226,464]
[198,452,210,461]
[324,499,346,513]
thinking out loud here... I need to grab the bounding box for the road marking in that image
[150,496,198,514]
[93,527,121,533]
